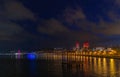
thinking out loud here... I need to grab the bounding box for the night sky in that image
[0,0,120,50]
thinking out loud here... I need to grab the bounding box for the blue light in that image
[26,53,36,60]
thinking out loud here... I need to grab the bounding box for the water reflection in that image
[29,60,37,77]
[15,60,22,77]
[61,56,120,77]
[81,57,119,77]
[62,59,84,77]
[103,58,107,75]
[110,59,116,76]
[1,55,120,77]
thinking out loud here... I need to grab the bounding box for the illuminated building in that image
[83,42,89,48]
[25,53,37,60]
[76,41,80,50]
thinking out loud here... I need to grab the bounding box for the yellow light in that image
[110,59,116,75]
[103,58,108,74]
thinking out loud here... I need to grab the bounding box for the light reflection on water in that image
[28,55,120,77]
[29,60,37,77]
[37,54,120,77]
[0,54,120,77]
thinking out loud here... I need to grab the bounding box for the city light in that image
[26,53,37,60]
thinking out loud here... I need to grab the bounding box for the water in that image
[0,55,120,77]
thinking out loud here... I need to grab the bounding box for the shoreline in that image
[80,55,120,59]
[39,52,120,60]
[60,52,120,60]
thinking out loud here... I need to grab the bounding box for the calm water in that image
[0,55,120,77]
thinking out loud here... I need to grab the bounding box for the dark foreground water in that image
[0,55,120,77]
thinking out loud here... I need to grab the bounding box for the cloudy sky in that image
[0,0,120,50]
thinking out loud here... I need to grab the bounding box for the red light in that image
[76,41,79,49]
[83,42,89,48]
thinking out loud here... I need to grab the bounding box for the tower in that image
[83,42,89,48]
[76,41,80,50]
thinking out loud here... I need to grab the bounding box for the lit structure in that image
[26,53,37,60]
[83,42,89,48]
[76,41,80,50]
[15,49,21,59]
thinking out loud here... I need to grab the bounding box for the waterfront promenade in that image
[0,50,120,60]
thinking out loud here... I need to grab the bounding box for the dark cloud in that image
[0,0,37,44]
[63,7,86,24]
[0,21,23,40]
[97,20,120,35]
[20,0,120,48]
[38,18,98,43]
[115,0,120,5]
[0,0,120,49]
[38,18,69,35]
[63,3,120,36]
[94,0,120,36]
[0,0,35,20]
